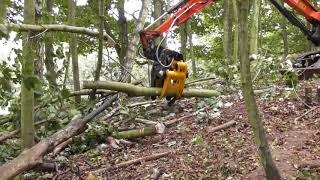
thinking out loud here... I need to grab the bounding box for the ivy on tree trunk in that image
[44,0,58,89]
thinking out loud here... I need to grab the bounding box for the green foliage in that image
[190,135,206,146]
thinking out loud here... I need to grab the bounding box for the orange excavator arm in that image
[270,0,320,45]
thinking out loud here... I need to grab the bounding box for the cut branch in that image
[0,95,117,179]
[112,123,165,139]
[207,120,236,133]
[71,89,115,96]
[1,23,116,46]
[83,81,220,98]
[115,151,171,169]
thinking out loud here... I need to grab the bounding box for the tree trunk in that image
[238,1,281,179]
[44,0,57,88]
[83,80,220,98]
[94,0,104,82]
[249,0,261,55]
[117,0,129,80]
[232,1,239,64]
[180,21,189,60]
[91,0,105,100]
[21,0,36,149]
[120,0,151,82]
[68,0,81,105]
[188,22,196,78]
[34,0,44,78]
[223,0,233,65]
[0,0,8,24]
[281,1,288,61]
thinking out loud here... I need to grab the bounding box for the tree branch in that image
[83,81,220,98]
[1,23,117,47]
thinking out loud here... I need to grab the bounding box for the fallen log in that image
[0,95,117,180]
[135,118,157,125]
[0,23,116,46]
[207,120,236,133]
[112,123,165,139]
[83,81,220,98]
[165,114,194,127]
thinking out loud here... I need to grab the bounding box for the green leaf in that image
[190,136,205,146]
[61,88,71,98]
[23,76,39,90]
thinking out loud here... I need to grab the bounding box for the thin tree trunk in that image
[189,22,196,78]
[117,0,129,80]
[120,0,151,82]
[232,0,239,64]
[21,0,36,149]
[180,21,189,60]
[63,52,70,88]
[68,0,81,105]
[34,0,44,78]
[44,0,57,88]
[223,0,233,65]
[0,0,9,23]
[249,0,261,55]
[238,1,281,179]
[91,0,105,100]
[280,1,288,61]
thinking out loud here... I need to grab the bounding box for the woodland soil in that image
[41,83,320,179]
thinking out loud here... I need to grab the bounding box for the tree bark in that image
[83,80,220,98]
[280,1,288,61]
[0,23,116,46]
[232,1,239,64]
[189,21,197,78]
[223,0,233,65]
[112,124,164,139]
[91,0,105,100]
[117,0,129,80]
[120,0,151,82]
[21,0,36,149]
[68,0,81,106]
[249,0,261,55]
[207,120,236,133]
[0,0,9,23]
[180,20,189,60]
[44,0,57,88]
[238,1,281,179]
[0,95,117,179]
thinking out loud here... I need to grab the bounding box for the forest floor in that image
[41,82,320,180]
